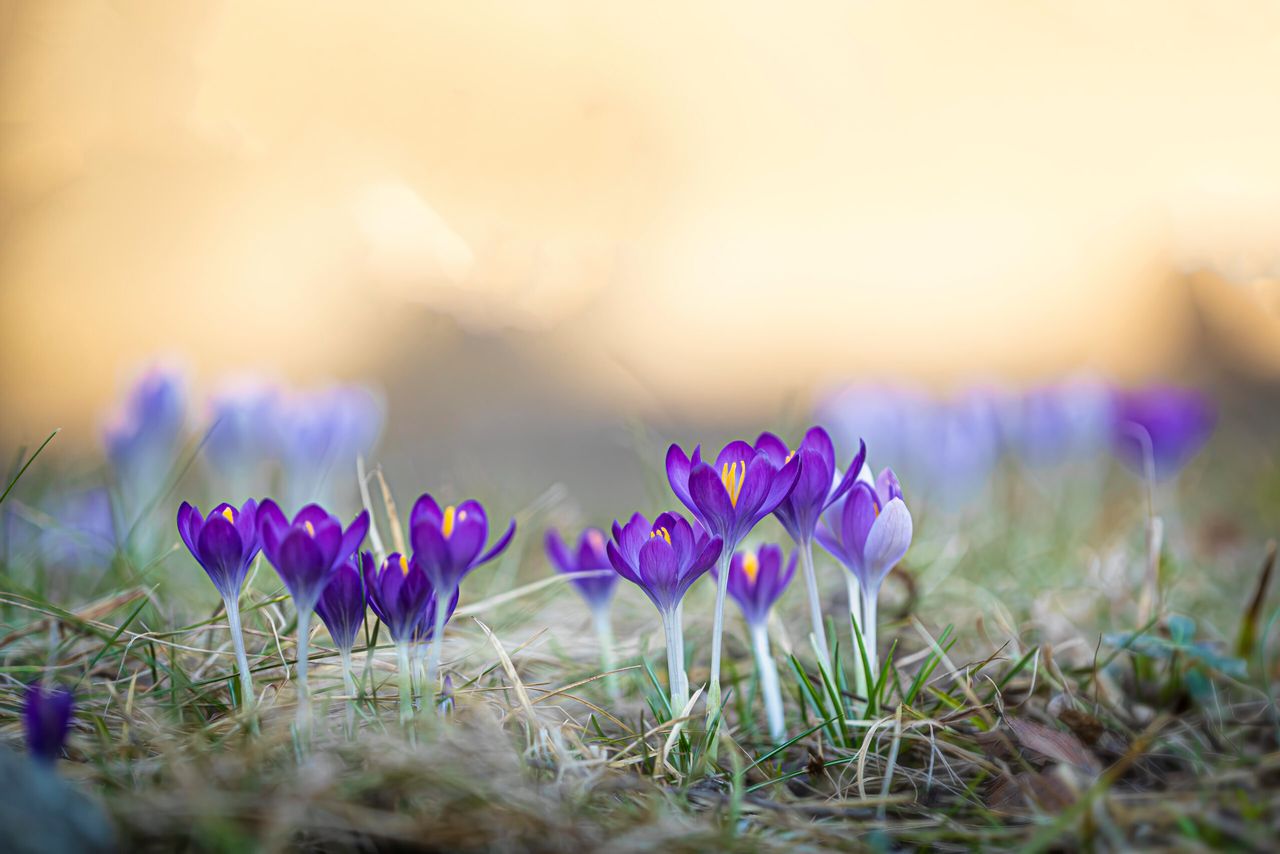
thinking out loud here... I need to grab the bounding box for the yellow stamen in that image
[304,521,315,536]
[649,527,671,545]
[720,460,746,507]
[785,449,797,463]
[220,507,235,523]
[442,505,456,539]
[398,554,409,575]
[587,529,604,549]
[742,550,760,582]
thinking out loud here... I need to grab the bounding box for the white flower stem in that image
[396,641,414,724]
[424,589,452,715]
[340,646,357,736]
[662,608,689,715]
[845,573,868,700]
[750,622,786,743]
[707,549,732,724]
[222,594,256,712]
[860,585,880,681]
[593,606,620,701]
[800,539,832,673]
[295,608,313,742]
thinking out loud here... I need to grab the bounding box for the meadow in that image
[2,371,1276,852]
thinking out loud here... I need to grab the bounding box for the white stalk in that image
[222,594,256,711]
[707,549,732,722]
[845,573,868,699]
[661,608,689,715]
[749,622,786,743]
[295,608,313,741]
[592,606,620,700]
[799,539,832,673]
[396,641,414,724]
[861,584,880,680]
[424,588,452,715]
[339,646,357,736]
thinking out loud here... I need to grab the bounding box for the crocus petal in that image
[813,522,850,571]
[475,518,516,566]
[688,461,734,535]
[876,467,903,504]
[276,529,328,608]
[825,439,866,511]
[410,493,443,530]
[606,540,642,587]
[665,444,696,511]
[337,510,369,568]
[759,452,802,517]
[197,515,247,597]
[713,440,756,472]
[545,529,574,574]
[637,538,680,610]
[448,500,489,568]
[863,497,913,589]
[754,431,790,466]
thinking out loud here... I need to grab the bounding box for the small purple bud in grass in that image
[545,527,616,612]
[315,556,367,653]
[1111,385,1216,480]
[257,500,369,614]
[177,499,261,601]
[408,494,516,595]
[715,544,796,629]
[606,512,722,615]
[103,365,187,520]
[25,683,74,763]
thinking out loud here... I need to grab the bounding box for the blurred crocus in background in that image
[258,501,369,737]
[274,385,384,513]
[607,511,722,714]
[176,499,261,709]
[1110,385,1217,481]
[666,440,799,720]
[24,683,74,763]
[103,366,188,537]
[817,469,914,681]
[546,528,619,697]
[1003,376,1115,470]
[716,545,795,743]
[204,381,280,500]
[757,428,864,674]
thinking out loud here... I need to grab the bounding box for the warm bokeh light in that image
[4,1,1280,445]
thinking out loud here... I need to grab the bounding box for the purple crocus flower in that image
[408,494,516,596]
[816,470,913,596]
[1111,385,1216,480]
[274,385,384,510]
[716,544,796,628]
[257,500,370,613]
[606,511,723,615]
[545,527,617,612]
[24,683,74,762]
[176,499,261,601]
[315,555,367,653]
[363,552,459,644]
[756,428,865,545]
[666,440,801,550]
[205,380,280,494]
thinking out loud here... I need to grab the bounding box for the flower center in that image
[720,460,746,507]
[649,526,671,545]
[304,521,315,537]
[441,505,464,538]
[742,550,759,582]
[398,554,409,575]
[785,449,797,463]
[587,529,604,550]
[221,507,235,523]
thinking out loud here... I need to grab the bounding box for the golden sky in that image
[3,1,1280,440]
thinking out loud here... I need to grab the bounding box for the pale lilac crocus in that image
[816,469,913,677]
[546,528,620,696]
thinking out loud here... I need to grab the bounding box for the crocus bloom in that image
[177,500,261,601]
[547,527,620,696]
[756,427,865,671]
[104,366,188,527]
[666,439,799,717]
[258,500,369,737]
[43,488,117,573]
[205,380,280,496]
[715,545,795,743]
[816,469,913,675]
[409,494,515,711]
[316,555,367,653]
[607,511,722,712]
[545,528,617,612]
[177,499,261,707]
[363,552,458,645]
[258,501,370,614]
[24,683,74,763]
[1111,385,1216,480]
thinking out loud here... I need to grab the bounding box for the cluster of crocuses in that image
[547,426,913,743]
[177,493,513,733]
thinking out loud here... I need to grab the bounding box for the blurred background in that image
[2,0,1280,517]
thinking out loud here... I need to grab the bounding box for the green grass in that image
[2,440,1278,851]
